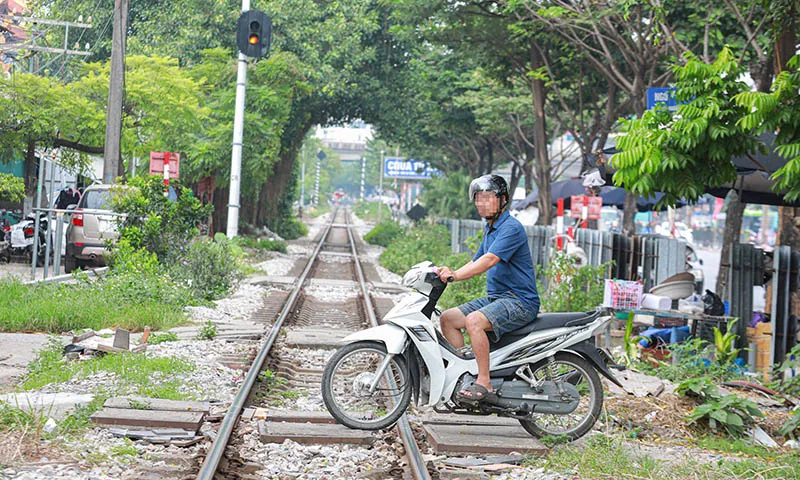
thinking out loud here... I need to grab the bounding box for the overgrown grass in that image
[378,223,485,310]
[0,279,185,333]
[533,433,800,479]
[353,200,391,223]
[22,339,195,400]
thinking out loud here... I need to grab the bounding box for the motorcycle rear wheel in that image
[518,352,603,441]
[321,341,412,430]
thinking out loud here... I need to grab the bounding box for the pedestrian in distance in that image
[436,174,541,403]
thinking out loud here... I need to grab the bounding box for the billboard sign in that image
[384,157,441,179]
[646,87,678,111]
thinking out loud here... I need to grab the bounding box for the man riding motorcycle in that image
[436,174,540,403]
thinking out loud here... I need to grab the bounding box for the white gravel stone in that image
[185,283,268,323]
[254,251,303,277]
[304,284,359,302]
[235,428,399,480]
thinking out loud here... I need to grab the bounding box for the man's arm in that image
[438,253,500,282]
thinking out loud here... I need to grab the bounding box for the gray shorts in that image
[457,293,539,342]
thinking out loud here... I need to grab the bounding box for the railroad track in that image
[196,208,430,480]
[195,208,547,480]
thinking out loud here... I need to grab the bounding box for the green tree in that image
[0,173,24,202]
[419,171,479,220]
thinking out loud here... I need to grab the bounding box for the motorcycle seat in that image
[490,310,600,351]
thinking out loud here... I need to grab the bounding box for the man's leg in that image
[465,311,493,392]
[440,308,467,348]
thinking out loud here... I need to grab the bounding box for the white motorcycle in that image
[321,261,623,441]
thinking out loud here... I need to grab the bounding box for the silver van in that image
[64,184,124,272]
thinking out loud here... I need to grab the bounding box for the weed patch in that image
[22,340,195,400]
[0,279,185,333]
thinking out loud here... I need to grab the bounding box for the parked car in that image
[64,184,125,272]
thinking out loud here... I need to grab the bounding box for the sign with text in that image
[149,152,180,178]
[384,157,441,179]
[646,87,678,112]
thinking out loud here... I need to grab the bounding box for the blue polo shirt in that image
[473,210,540,311]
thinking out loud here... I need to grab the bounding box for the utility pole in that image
[225,0,250,238]
[377,150,384,223]
[102,0,128,184]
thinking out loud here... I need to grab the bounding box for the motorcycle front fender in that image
[339,324,408,354]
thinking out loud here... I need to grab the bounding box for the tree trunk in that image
[774,8,800,251]
[716,190,745,297]
[530,39,551,226]
[212,186,229,235]
[622,192,637,236]
[257,153,295,226]
[621,99,645,235]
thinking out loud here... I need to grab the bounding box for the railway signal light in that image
[236,10,272,58]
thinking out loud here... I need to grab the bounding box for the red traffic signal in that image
[237,10,271,58]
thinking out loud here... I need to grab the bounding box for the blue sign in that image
[646,87,678,111]
[384,157,441,179]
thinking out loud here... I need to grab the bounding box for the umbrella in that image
[599,188,687,212]
[511,179,600,210]
[705,132,800,207]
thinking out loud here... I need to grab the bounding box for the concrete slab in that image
[258,420,374,445]
[0,333,67,390]
[423,423,547,455]
[372,282,409,293]
[104,396,210,413]
[284,327,355,348]
[0,392,95,420]
[606,369,665,397]
[91,408,204,430]
[421,412,520,427]
[263,409,336,424]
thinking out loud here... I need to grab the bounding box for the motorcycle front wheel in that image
[321,341,412,430]
[518,352,603,441]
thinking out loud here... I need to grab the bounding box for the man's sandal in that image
[456,383,496,403]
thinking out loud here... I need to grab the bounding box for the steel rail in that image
[196,209,339,480]
[344,210,432,480]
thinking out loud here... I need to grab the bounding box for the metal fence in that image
[770,246,800,364]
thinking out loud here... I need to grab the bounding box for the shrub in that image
[110,175,213,262]
[167,234,244,301]
[267,216,308,240]
[379,223,453,274]
[770,343,800,397]
[686,393,763,437]
[437,252,486,310]
[353,200,391,223]
[537,253,609,312]
[235,236,287,253]
[364,220,404,247]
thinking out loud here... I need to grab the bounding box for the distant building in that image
[314,122,372,162]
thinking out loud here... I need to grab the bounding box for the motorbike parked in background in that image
[6,212,52,266]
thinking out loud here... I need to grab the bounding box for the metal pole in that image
[225,0,251,239]
[43,155,56,278]
[378,150,384,223]
[31,153,45,280]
